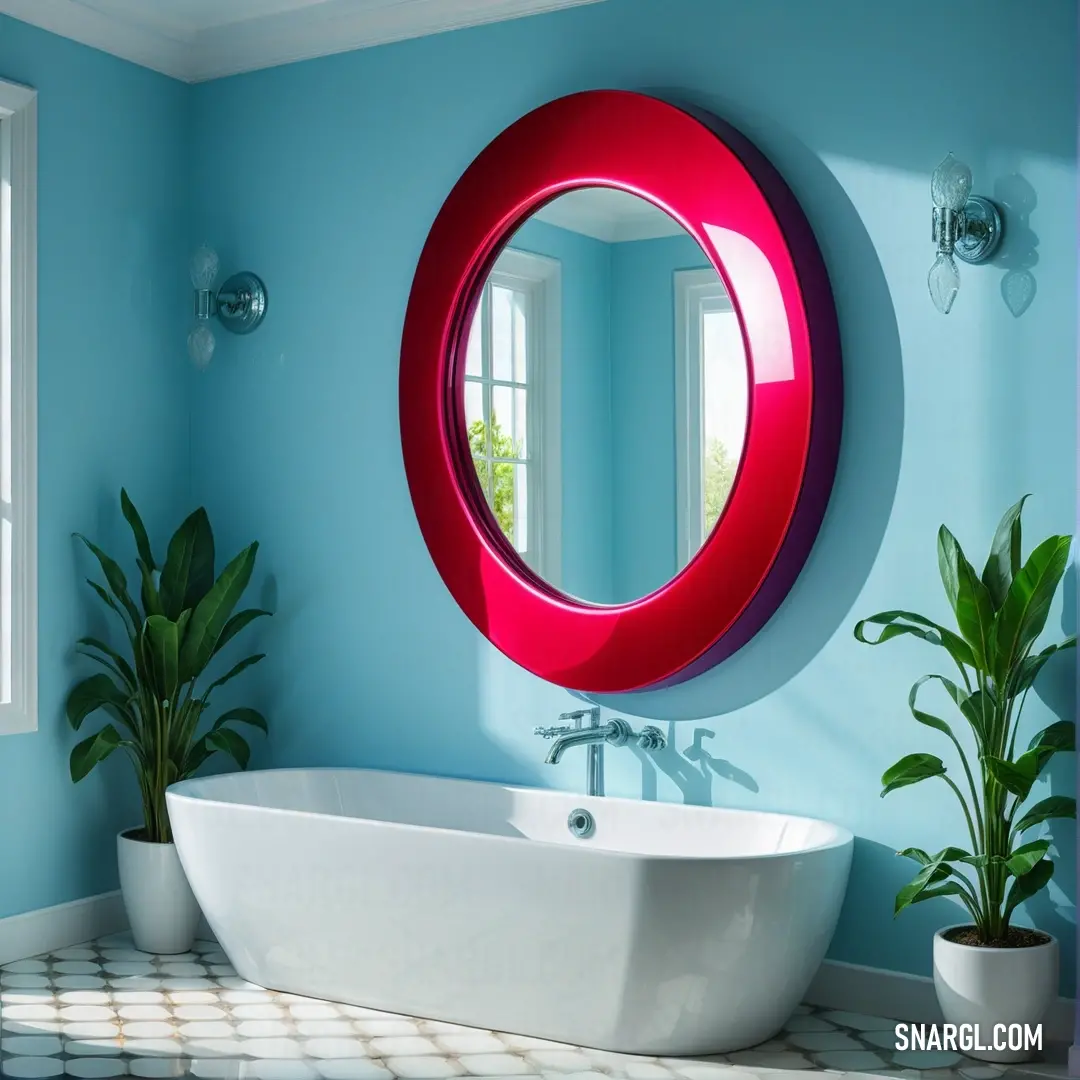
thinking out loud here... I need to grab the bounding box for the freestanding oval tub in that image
[167,767,853,1055]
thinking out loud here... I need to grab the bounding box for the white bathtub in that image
[167,767,853,1055]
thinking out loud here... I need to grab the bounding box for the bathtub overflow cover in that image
[567,808,595,839]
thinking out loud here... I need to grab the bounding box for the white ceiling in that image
[533,187,689,244]
[0,0,606,82]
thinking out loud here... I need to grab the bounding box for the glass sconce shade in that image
[188,323,217,369]
[931,153,972,211]
[189,245,220,290]
[928,252,961,315]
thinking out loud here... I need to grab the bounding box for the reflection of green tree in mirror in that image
[468,414,519,544]
[703,439,737,537]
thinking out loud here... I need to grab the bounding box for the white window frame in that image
[0,77,38,735]
[469,247,562,586]
[674,267,735,568]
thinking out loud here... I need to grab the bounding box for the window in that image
[674,267,748,567]
[464,248,561,585]
[0,77,37,735]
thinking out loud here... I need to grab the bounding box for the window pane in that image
[514,463,528,554]
[491,285,514,382]
[464,379,486,463]
[513,290,528,382]
[492,384,514,457]
[701,308,747,537]
[465,301,483,377]
[514,388,528,460]
[474,458,492,502]
[491,460,515,544]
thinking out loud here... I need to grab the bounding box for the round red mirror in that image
[400,90,842,693]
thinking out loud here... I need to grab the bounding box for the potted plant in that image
[854,496,1074,1063]
[68,489,270,954]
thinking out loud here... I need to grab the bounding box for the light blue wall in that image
[0,0,1074,999]
[609,234,709,601]
[0,18,191,917]
[189,0,1077,993]
[508,218,615,601]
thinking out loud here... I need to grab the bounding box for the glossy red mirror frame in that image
[400,90,842,693]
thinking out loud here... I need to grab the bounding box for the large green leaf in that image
[981,495,1028,610]
[75,535,141,629]
[938,526,995,670]
[1020,720,1076,778]
[1013,638,1076,695]
[881,753,946,796]
[992,535,1073,684]
[1029,720,1075,755]
[159,508,215,621]
[908,675,967,742]
[206,726,251,770]
[182,733,215,777]
[213,707,268,735]
[65,674,132,732]
[142,615,180,702]
[179,543,258,682]
[1003,858,1055,923]
[77,637,136,690]
[1014,795,1076,834]
[897,847,933,865]
[984,754,1038,800]
[69,724,125,782]
[894,862,954,915]
[1006,839,1052,877]
[958,688,995,748]
[202,653,265,698]
[137,558,162,618]
[85,580,132,638]
[212,608,271,657]
[120,488,156,572]
[854,610,975,670]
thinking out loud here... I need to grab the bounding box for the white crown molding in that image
[0,0,194,80]
[0,0,607,83]
[533,191,686,244]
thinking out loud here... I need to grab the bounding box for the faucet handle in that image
[635,725,666,751]
[534,725,571,739]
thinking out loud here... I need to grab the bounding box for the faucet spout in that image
[544,719,631,764]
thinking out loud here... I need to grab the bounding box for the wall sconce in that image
[928,153,1003,314]
[187,245,268,368]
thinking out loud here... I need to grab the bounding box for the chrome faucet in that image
[534,708,666,797]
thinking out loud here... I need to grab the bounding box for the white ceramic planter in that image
[117,828,202,955]
[933,925,1058,1063]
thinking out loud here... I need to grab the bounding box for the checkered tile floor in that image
[0,933,1058,1078]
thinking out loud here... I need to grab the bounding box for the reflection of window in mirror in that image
[464,248,562,584]
[674,268,748,568]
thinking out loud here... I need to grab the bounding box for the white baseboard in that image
[0,890,127,966]
[808,957,1076,1046]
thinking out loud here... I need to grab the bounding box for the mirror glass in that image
[461,186,748,605]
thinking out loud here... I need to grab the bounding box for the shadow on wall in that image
[993,173,1040,319]
[629,724,759,805]
[582,91,904,722]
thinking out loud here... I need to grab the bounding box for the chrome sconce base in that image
[933,196,1003,266]
[192,272,268,334]
[216,272,269,334]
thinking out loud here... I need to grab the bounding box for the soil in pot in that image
[944,925,1051,948]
